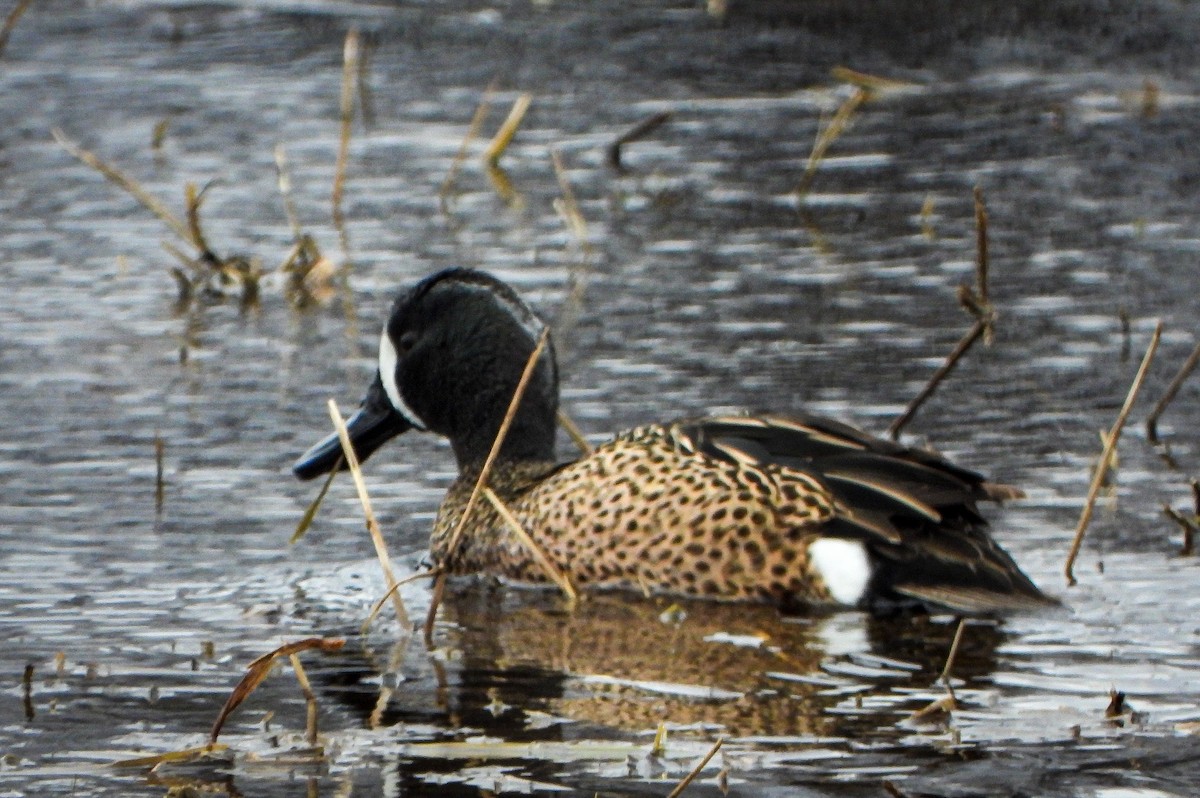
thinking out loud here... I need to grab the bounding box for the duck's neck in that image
[450,409,557,474]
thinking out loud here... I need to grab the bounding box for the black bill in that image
[292,374,413,480]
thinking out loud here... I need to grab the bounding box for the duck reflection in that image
[421,586,1007,738]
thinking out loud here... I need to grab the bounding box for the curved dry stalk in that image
[439,81,497,209]
[1064,321,1163,585]
[52,128,191,245]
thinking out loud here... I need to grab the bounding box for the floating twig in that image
[889,187,994,440]
[483,92,532,167]
[0,0,34,58]
[327,400,409,628]
[665,737,724,798]
[424,328,552,638]
[209,638,345,744]
[1146,342,1200,444]
[483,487,577,604]
[607,110,671,171]
[1064,322,1163,585]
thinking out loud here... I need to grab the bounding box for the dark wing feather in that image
[679,414,1053,614]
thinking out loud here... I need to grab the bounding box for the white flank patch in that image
[378,330,426,429]
[809,538,872,605]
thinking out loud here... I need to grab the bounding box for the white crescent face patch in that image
[378,329,426,430]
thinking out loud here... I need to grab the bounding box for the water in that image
[2,0,1200,795]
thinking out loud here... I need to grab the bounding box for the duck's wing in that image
[678,414,1054,613]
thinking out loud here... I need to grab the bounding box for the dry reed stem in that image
[607,110,671,170]
[439,82,496,208]
[332,27,359,260]
[1146,342,1200,443]
[665,737,724,798]
[424,328,551,639]
[973,186,990,309]
[52,128,191,245]
[557,408,593,455]
[483,487,577,605]
[550,149,588,244]
[0,0,33,57]
[888,316,988,440]
[113,743,228,769]
[442,328,551,561]
[483,92,532,166]
[830,66,914,91]
[154,433,165,513]
[291,463,339,544]
[184,182,214,257]
[274,144,304,244]
[888,187,994,440]
[938,617,967,705]
[287,653,320,746]
[797,87,869,197]
[327,400,409,627]
[1064,321,1163,585]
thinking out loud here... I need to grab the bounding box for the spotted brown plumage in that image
[294,267,1055,614]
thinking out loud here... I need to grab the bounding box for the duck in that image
[293,267,1054,614]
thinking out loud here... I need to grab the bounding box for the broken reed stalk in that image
[424,328,551,640]
[888,316,988,440]
[483,92,532,166]
[665,737,724,798]
[52,128,191,245]
[1163,504,1197,556]
[287,653,320,746]
[1146,342,1200,443]
[888,186,994,440]
[439,81,496,207]
[607,110,671,170]
[557,408,593,455]
[290,463,339,544]
[332,27,359,261]
[829,66,913,91]
[0,0,34,58]
[327,400,409,628]
[1064,321,1163,585]
[483,487,577,604]
[796,86,869,198]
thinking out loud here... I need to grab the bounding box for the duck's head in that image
[293,268,559,479]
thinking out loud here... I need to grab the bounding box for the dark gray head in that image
[294,268,559,478]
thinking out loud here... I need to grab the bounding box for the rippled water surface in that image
[3,1,1200,795]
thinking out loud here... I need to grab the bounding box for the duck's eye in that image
[397,330,418,354]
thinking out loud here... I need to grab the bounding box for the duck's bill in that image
[292,375,412,480]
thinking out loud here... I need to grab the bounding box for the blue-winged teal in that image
[294,268,1053,614]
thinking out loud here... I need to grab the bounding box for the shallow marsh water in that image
[2,0,1200,795]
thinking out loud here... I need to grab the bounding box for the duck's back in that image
[435,414,1052,614]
